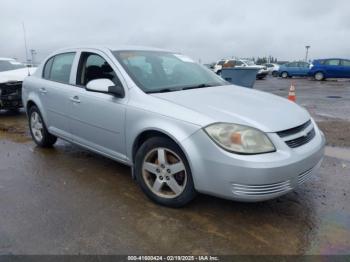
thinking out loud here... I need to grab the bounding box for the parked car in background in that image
[264,63,280,77]
[221,59,269,79]
[203,62,215,70]
[0,58,36,111]
[22,46,325,207]
[278,61,310,78]
[213,60,226,74]
[309,58,350,81]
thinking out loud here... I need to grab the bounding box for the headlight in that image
[204,123,275,154]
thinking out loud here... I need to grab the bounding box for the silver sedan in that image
[22,46,325,207]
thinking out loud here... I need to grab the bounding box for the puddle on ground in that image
[0,111,31,143]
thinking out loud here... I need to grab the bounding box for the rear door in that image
[69,51,128,161]
[340,59,350,78]
[297,62,310,76]
[41,52,76,139]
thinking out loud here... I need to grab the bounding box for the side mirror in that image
[86,78,125,98]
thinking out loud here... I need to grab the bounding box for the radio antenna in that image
[22,22,31,76]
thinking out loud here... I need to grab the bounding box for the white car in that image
[264,63,280,77]
[216,59,269,79]
[213,60,227,74]
[0,58,36,110]
[238,60,269,79]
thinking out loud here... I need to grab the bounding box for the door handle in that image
[39,87,47,94]
[70,95,81,103]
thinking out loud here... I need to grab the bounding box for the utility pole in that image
[305,45,310,62]
[30,49,37,66]
[22,22,30,65]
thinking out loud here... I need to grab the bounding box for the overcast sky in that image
[1,0,349,63]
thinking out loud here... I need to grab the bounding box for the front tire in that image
[28,105,57,147]
[314,72,325,81]
[135,137,196,207]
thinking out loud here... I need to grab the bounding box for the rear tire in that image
[28,105,57,147]
[135,137,196,207]
[314,72,325,81]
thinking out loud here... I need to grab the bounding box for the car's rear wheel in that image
[135,137,196,207]
[281,72,289,78]
[28,105,57,147]
[314,72,325,81]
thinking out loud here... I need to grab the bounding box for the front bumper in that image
[257,70,269,78]
[181,123,326,202]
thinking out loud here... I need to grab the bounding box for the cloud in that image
[0,0,349,63]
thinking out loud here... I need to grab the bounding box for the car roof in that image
[316,58,345,60]
[54,45,172,53]
[0,57,16,61]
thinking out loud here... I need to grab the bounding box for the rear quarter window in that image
[42,52,76,84]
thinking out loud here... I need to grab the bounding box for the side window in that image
[77,52,121,86]
[341,60,350,66]
[298,62,309,68]
[325,59,340,66]
[235,60,244,66]
[49,53,76,84]
[42,57,54,79]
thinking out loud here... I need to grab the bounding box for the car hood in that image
[151,85,310,133]
[0,68,37,83]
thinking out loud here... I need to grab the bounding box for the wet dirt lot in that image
[0,78,350,255]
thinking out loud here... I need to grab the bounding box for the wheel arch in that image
[25,94,48,125]
[131,128,187,165]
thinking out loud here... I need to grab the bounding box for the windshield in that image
[243,60,255,66]
[0,60,26,72]
[112,50,228,93]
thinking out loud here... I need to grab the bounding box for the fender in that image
[125,106,201,165]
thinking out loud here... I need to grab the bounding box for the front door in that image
[324,59,341,78]
[69,52,127,161]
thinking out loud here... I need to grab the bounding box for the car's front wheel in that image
[314,72,325,81]
[135,137,196,207]
[28,105,57,147]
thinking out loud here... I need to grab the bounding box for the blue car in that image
[278,61,310,78]
[309,58,350,81]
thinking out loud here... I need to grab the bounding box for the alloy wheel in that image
[142,147,187,199]
[30,112,44,142]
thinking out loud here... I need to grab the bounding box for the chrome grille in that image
[277,120,316,148]
[285,128,316,148]
[232,180,292,196]
[277,120,311,138]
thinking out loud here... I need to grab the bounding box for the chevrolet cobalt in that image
[22,46,325,207]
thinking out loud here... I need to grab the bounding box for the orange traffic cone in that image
[288,81,296,102]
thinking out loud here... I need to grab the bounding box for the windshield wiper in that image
[146,88,180,94]
[181,83,214,90]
